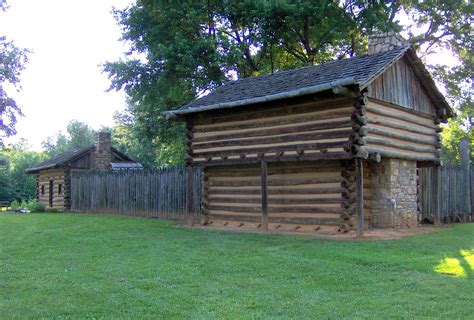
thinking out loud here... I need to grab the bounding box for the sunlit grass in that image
[460,249,474,270]
[435,257,467,277]
[1,213,473,318]
[434,249,474,278]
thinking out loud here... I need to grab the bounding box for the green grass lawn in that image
[1,213,473,319]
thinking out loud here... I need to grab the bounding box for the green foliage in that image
[42,120,97,156]
[9,199,20,210]
[33,201,45,212]
[0,2,30,139]
[0,141,45,201]
[105,0,472,166]
[0,214,473,318]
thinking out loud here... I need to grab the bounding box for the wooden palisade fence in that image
[419,165,473,223]
[70,167,202,222]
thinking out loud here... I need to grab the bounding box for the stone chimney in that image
[368,32,408,55]
[94,132,112,170]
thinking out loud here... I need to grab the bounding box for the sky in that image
[1,0,135,150]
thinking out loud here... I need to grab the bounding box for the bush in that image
[10,200,20,211]
[34,201,46,212]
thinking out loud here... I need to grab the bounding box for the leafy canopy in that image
[105,0,473,165]
[0,2,30,141]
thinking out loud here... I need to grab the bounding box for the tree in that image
[0,2,29,141]
[42,120,96,156]
[0,140,45,201]
[104,0,472,165]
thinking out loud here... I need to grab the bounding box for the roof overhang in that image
[165,77,357,120]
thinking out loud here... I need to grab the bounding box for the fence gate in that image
[70,167,202,221]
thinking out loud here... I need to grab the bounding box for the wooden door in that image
[49,180,54,207]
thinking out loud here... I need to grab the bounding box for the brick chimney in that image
[94,132,112,170]
[368,32,407,55]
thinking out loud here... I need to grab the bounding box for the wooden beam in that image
[209,187,344,195]
[193,141,346,159]
[195,97,351,125]
[355,158,364,238]
[260,160,268,231]
[365,102,437,128]
[206,214,340,226]
[193,151,352,166]
[195,117,352,135]
[366,136,436,153]
[193,128,352,148]
[208,197,342,204]
[366,116,435,135]
[208,176,341,187]
[366,127,437,146]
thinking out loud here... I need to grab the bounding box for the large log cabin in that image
[26,132,142,211]
[166,33,452,233]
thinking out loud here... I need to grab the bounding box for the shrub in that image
[34,201,46,212]
[10,200,20,211]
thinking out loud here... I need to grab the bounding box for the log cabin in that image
[26,132,142,211]
[166,33,453,233]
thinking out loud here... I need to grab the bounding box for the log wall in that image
[364,99,440,162]
[189,97,354,166]
[37,169,66,211]
[368,57,438,116]
[203,161,344,226]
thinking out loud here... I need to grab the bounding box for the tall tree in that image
[0,2,29,141]
[42,120,96,156]
[105,0,472,165]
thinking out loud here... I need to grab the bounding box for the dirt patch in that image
[188,220,449,240]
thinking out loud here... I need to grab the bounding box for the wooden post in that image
[186,165,194,225]
[460,138,471,219]
[260,160,269,231]
[355,157,364,238]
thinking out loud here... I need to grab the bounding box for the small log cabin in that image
[166,33,453,233]
[26,132,142,211]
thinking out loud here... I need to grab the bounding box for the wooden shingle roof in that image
[26,146,138,173]
[167,45,452,118]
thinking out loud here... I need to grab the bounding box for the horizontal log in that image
[207,166,341,178]
[194,116,351,142]
[366,136,436,153]
[206,213,340,226]
[366,116,435,135]
[193,129,352,149]
[365,103,437,129]
[193,151,352,166]
[209,187,344,195]
[367,127,436,146]
[208,197,342,205]
[364,147,439,162]
[208,205,342,214]
[195,97,352,125]
[209,176,341,187]
[193,141,346,158]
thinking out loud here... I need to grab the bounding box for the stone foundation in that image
[370,158,418,228]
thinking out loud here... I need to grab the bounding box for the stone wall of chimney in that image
[368,32,407,55]
[94,132,112,171]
